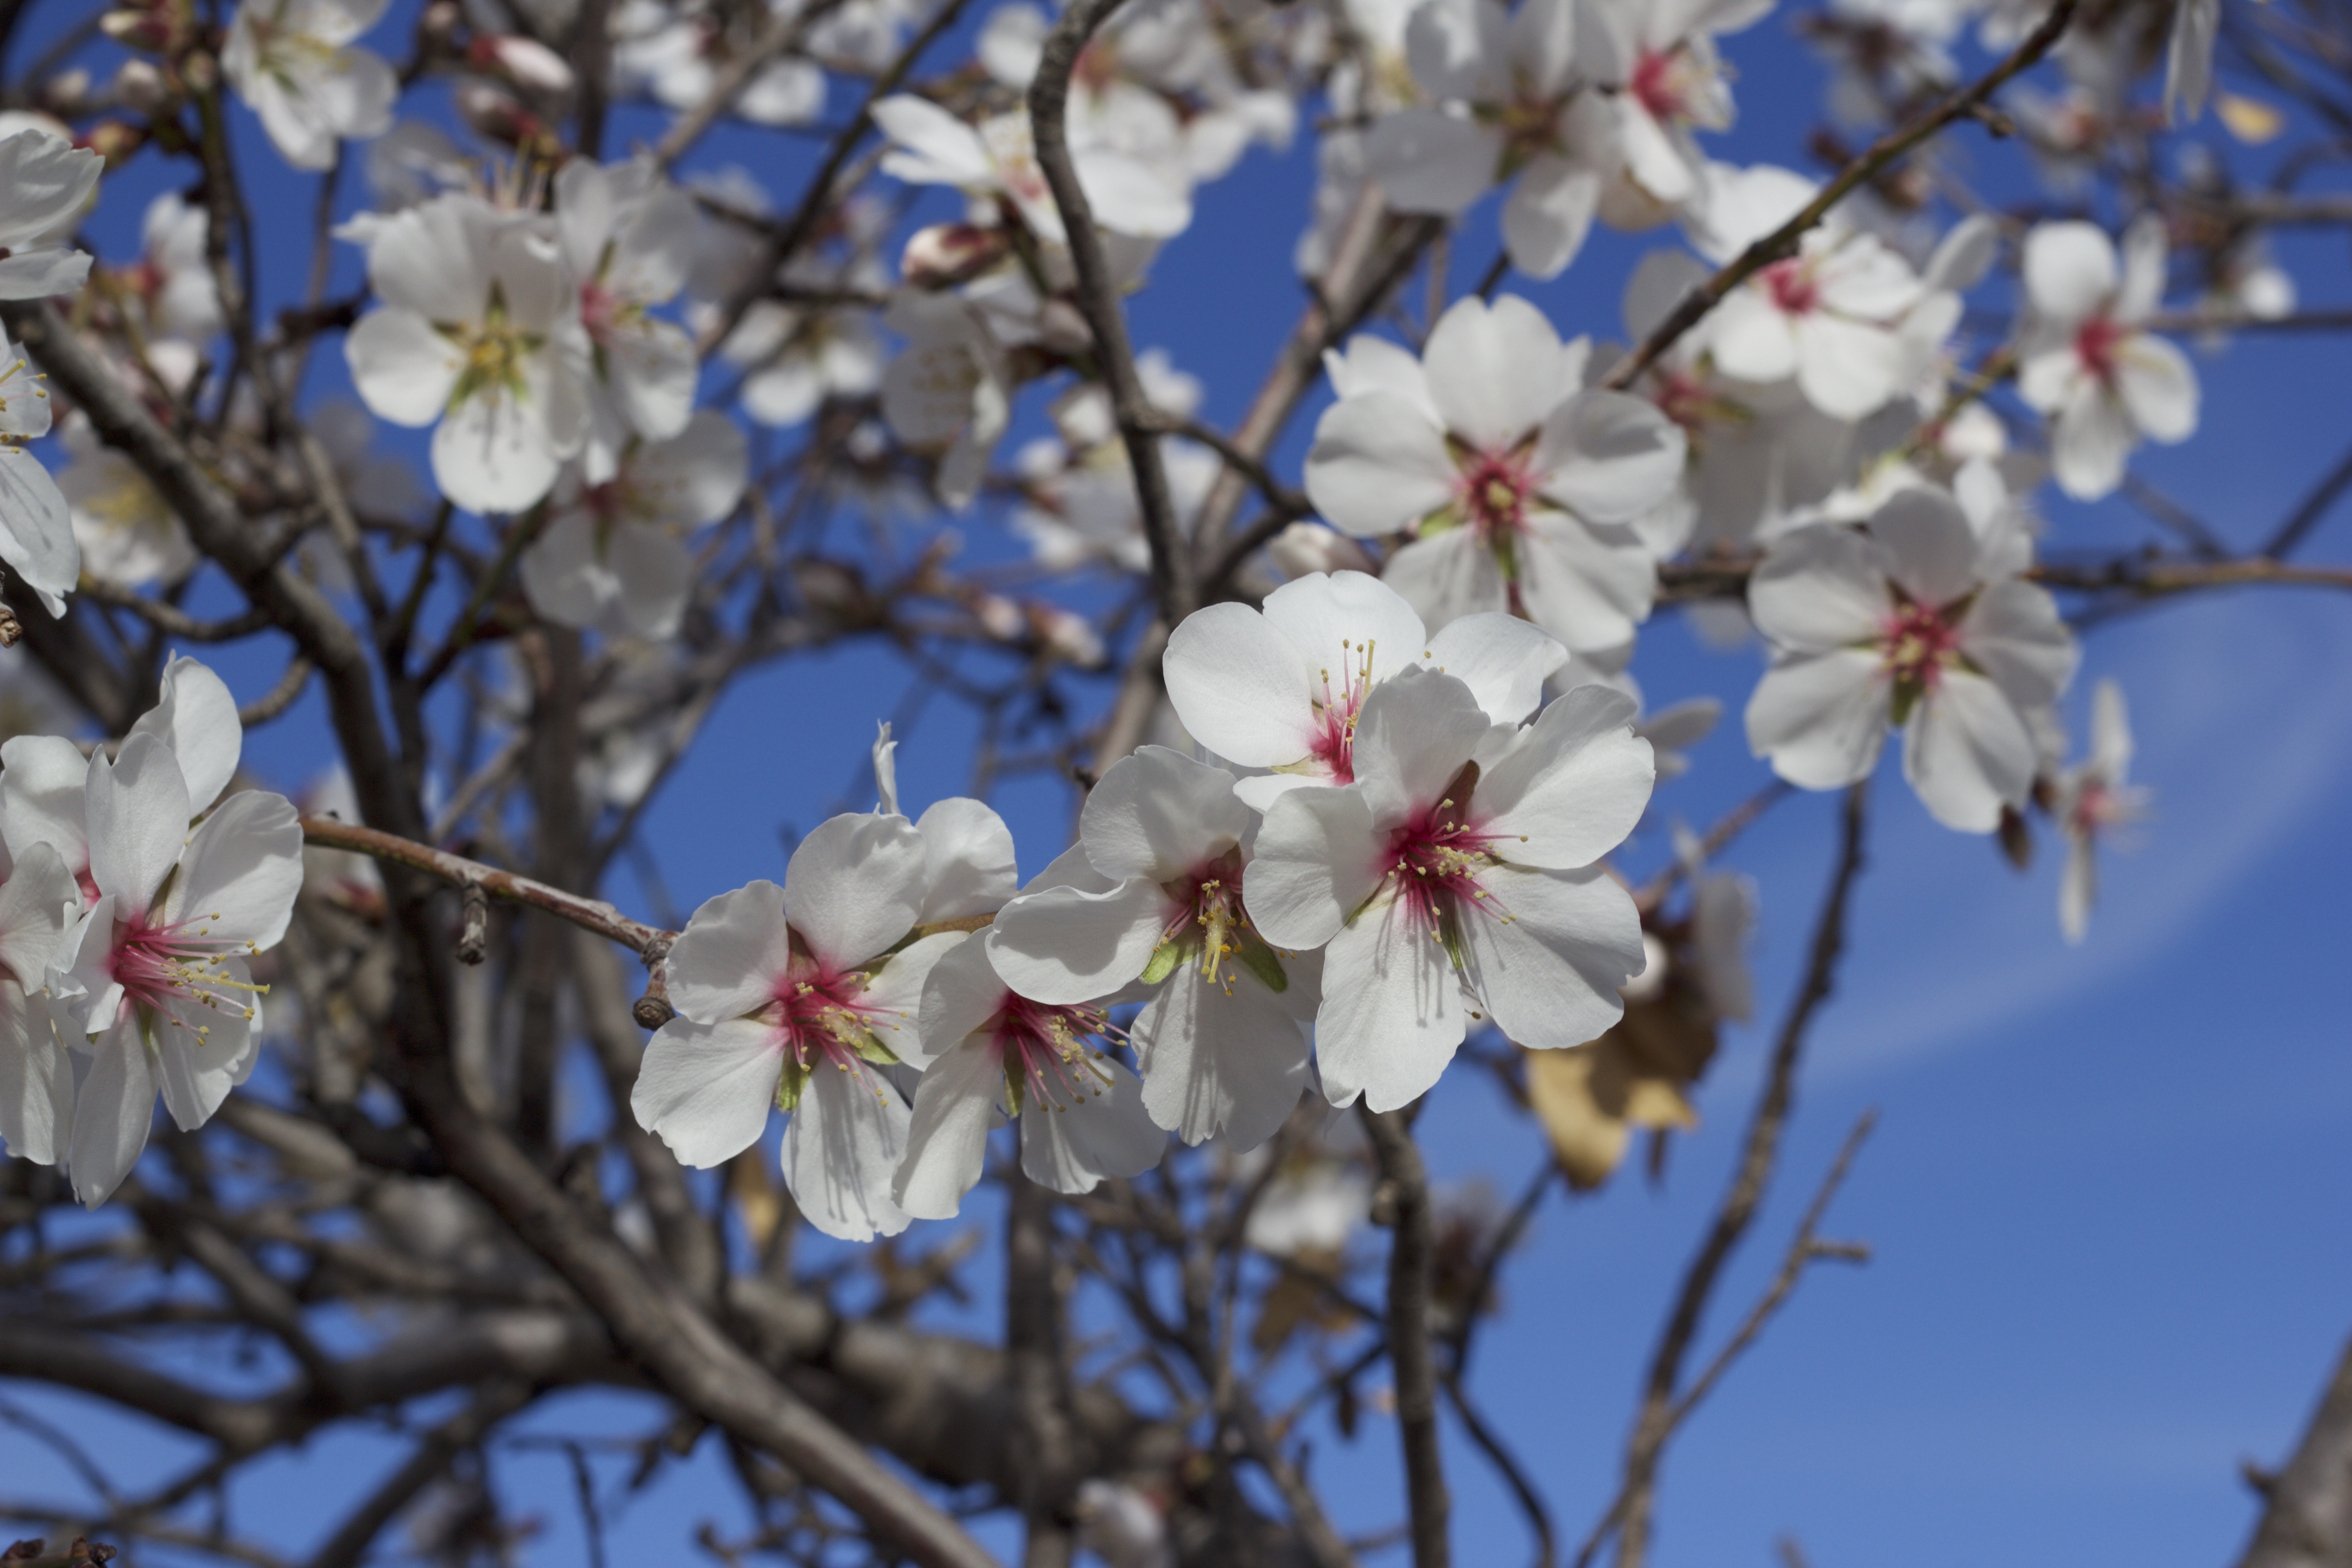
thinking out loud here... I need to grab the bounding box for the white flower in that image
[1743,478,2078,832]
[118,194,224,345]
[892,924,1166,1217]
[224,0,398,172]
[1692,163,1956,422]
[1162,569,1566,810]
[987,746,1316,1152]
[2015,216,2198,501]
[630,807,999,1242]
[2055,678,2148,943]
[871,94,1193,242]
[47,728,303,1207]
[520,409,747,640]
[1303,296,1685,653]
[0,343,78,616]
[880,291,1012,511]
[552,158,703,480]
[0,129,102,299]
[1246,666,1654,1112]
[1580,0,1770,209]
[1074,1480,1174,1568]
[2166,0,2217,124]
[0,838,81,1166]
[57,421,195,592]
[730,303,888,429]
[1360,0,1617,278]
[345,193,591,514]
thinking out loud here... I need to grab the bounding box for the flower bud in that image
[1264,521,1373,579]
[78,120,149,168]
[468,34,576,95]
[112,58,170,113]
[899,222,1008,289]
[41,69,93,117]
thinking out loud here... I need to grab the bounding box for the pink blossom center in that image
[1456,448,1535,542]
[1164,850,1257,987]
[1651,368,1711,432]
[1382,781,1505,944]
[989,992,1118,1111]
[1879,598,1962,690]
[108,909,261,1036]
[1762,259,1821,316]
[1308,640,1379,783]
[765,956,896,1075]
[2075,314,2124,385]
[581,281,623,345]
[1631,49,1688,120]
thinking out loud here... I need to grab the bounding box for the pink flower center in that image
[1879,598,1963,691]
[1380,772,1506,950]
[1307,639,1380,783]
[1164,848,1259,988]
[1762,259,1821,317]
[581,281,623,345]
[108,909,264,1037]
[988,992,1119,1112]
[1631,48,1688,120]
[765,955,900,1077]
[2075,314,2124,385]
[1456,448,1534,542]
[1651,368,1712,433]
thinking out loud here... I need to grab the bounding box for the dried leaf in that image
[2217,92,2285,143]
[730,1149,784,1249]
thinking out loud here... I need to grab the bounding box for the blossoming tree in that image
[0,0,2347,1563]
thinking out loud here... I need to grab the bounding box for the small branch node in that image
[457,882,490,966]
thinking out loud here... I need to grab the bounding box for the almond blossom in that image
[629,810,983,1242]
[224,0,398,172]
[2055,679,2148,942]
[0,129,102,300]
[1303,295,1686,652]
[1359,0,1615,278]
[1744,479,2078,832]
[880,291,1013,510]
[1579,0,1771,211]
[552,159,703,480]
[1690,162,1959,422]
[48,734,304,1208]
[0,342,80,617]
[1246,666,1654,1112]
[2015,216,2198,501]
[1161,569,1566,810]
[0,839,81,1167]
[986,746,1316,1152]
[345,193,589,514]
[519,410,748,641]
[870,93,1193,243]
[892,920,1165,1217]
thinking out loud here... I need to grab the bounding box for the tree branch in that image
[1360,1105,1450,1568]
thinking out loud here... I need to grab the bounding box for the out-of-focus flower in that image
[225,0,398,171]
[2055,678,2149,942]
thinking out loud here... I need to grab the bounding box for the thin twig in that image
[1029,0,1191,629]
[2261,435,2352,559]
[1602,0,2082,393]
[1360,1105,1450,1568]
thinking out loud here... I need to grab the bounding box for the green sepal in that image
[1433,905,1469,975]
[1235,931,1289,994]
[1002,1062,1025,1118]
[1889,678,1922,730]
[1141,928,1204,985]
[849,1029,902,1068]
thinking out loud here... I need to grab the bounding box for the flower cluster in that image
[633,572,1655,1239]
[0,659,305,1207]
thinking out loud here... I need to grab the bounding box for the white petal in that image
[0,841,73,992]
[1871,486,1980,608]
[1960,580,2077,711]
[344,308,462,427]
[1162,602,1317,767]
[1422,295,1568,449]
[1303,392,1460,537]
[86,735,191,917]
[1744,651,1889,790]
[1132,965,1310,1150]
[1360,109,1500,217]
[1313,892,1467,1112]
[70,1017,158,1206]
[1244,784,1383,951]
[1903,670,2035,832]
[2114,335,2198,444]
[1421,614,1567,722]
[1747,524,1889,653]
[161,789,304,950]
[631,1014,783,1166]
[2050,382,2133,501]
[1082,745,1251,881]
[1792,314,1911,421]
[985,879,1171,1005]
[666,881,794,1023]
[432,391,560,514]
[1502,155,1603,281]
[2023,221,2117,323]
[0,983,69,1164]
[892,1034,1003,1218]
[913,932,1012,1067]
[1513,513,1655,654]
[0,734,89,882]
[1460,863,1642,1049]
[1708,291,1800,384]
[781,1063,912,1242]
[1475,685,1653,869]
[783,811,927,969]
[1383,528,1509,634]
[0,450,78,613]
[129,656,241,814]
[1533,390,1689,527]
[1022,1056,1163,1191]
[915,796,1019,923]
[1348,666,1490,828]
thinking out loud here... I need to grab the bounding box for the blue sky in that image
[8,2,2352,1565]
